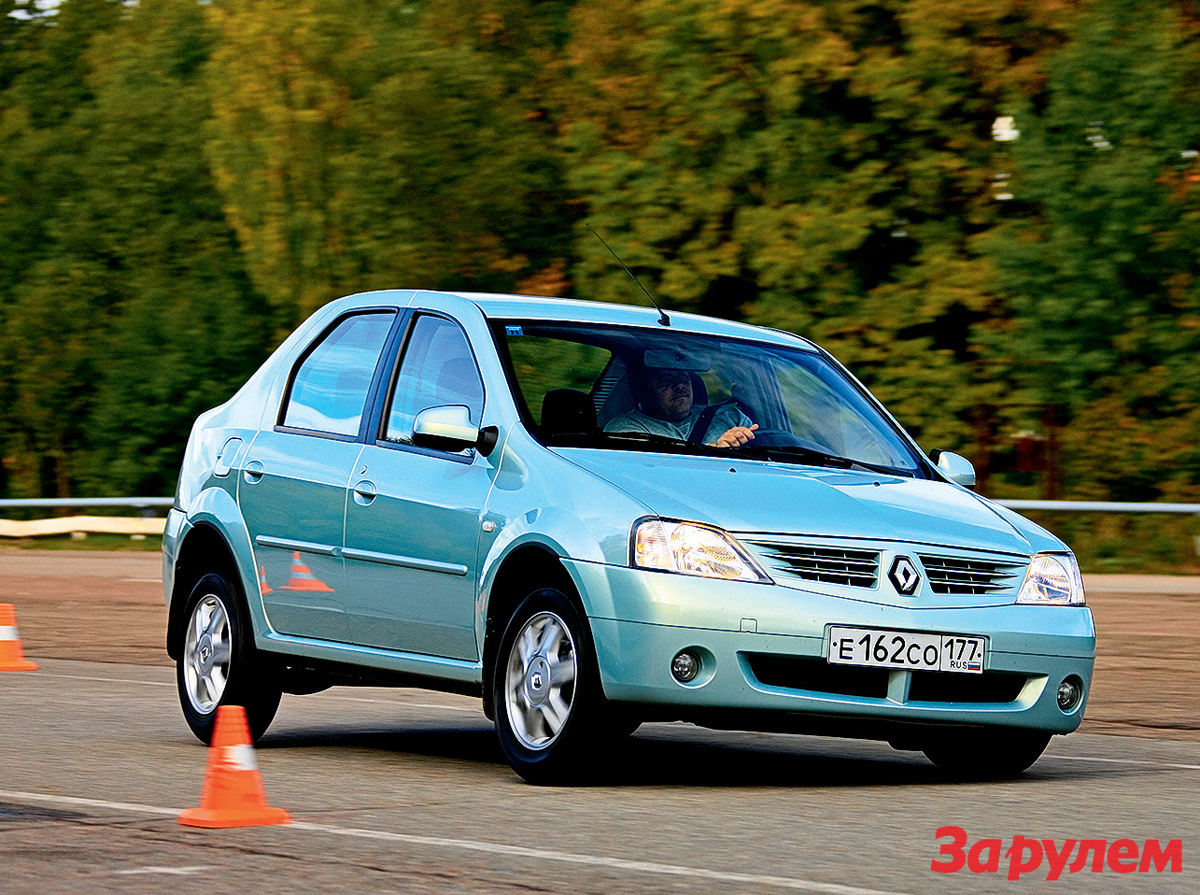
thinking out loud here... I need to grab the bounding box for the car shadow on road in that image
[613,735,1126,787]
[257,720,1115,787]
[260,722,507,766]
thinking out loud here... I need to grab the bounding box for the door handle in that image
[353,480,377,506]
[243,460,265,484]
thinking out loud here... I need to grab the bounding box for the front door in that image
[342,313,492,660]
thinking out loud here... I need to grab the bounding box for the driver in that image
[604,355,757,448]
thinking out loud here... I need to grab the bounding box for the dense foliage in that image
[1,0,1197,507]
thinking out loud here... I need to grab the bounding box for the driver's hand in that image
[711,424,758,448]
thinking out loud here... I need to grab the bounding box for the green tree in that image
[562,0,1074,461]
[988,0,1200,499]
[339,14,573,297]
[74,0,275,496]
[204,0,573,328]
[0,0,126,497]
[0,0,271,498]
[203,0,368,325]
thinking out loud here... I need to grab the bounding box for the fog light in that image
[1057,677,1082,711]
[671,650,700,683]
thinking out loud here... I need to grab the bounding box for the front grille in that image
[744,654,1028,705]
[918,554,1025,596]
[747,542,880,588]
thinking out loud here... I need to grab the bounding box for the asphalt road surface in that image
[1,550,1197,893]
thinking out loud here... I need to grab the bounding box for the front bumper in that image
[567,561,1095,735]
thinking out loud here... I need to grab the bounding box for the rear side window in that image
[282,312,395,436]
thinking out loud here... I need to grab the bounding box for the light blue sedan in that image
[163,290,1094,782]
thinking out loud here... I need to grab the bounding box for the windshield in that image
[495,320,927,476]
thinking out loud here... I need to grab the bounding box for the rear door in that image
[239,310,396,640]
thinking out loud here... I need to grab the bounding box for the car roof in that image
[338,289,818,351]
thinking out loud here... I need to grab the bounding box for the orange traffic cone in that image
[277,551,334,592]
[258,565,273,595]
[0,603,38,671]
[178,705,291,829]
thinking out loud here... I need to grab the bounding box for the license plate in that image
[828,626,986,674]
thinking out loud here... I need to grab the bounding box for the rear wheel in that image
[923,728,1051,779]
[493,588,606,784]
[176,571,281,744]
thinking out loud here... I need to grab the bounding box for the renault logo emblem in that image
[889,557,921,595]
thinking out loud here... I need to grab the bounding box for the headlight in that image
[1017,553,1086,605]
[632,518,771,583]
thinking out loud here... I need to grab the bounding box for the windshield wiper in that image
[600,431,721,451]
[552,431,910,474]
[561,430,724,456]
[843,457,915,476]
[731,442,912,475]
[732,443,853,469]
[608,433,857,469]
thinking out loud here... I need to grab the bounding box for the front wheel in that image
[176,571,282,744]
[493,589,605,784]
[923,728,1051,779]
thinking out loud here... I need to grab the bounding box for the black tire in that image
[176,571,282,744]
[492,588,607,784]
[923,728,1051,779]
[606,709,643,739]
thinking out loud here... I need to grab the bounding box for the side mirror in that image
[931,450,976,487]
[413,405,492,454]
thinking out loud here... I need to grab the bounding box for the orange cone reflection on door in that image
[277,551,334,592]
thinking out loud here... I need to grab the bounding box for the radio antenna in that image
[587,224,670,326]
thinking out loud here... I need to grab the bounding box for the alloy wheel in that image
[182,593,232,715]
[502,610,578,750]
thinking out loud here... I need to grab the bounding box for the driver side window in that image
[384,315,484,450]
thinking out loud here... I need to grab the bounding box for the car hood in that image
[556,449,1042,555]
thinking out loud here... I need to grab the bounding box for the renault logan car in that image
[163,289,1094,782]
